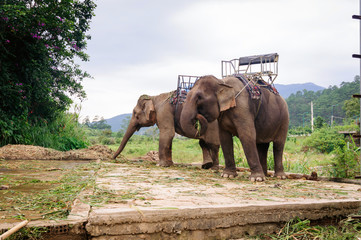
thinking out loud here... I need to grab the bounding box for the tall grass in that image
[29,112,89,151]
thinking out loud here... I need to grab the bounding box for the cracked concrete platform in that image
[84,162,361,239]
[2,160,360,239]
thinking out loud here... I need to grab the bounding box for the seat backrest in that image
[239,53,278,66]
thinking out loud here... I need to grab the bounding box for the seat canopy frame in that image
[221,53,279,85]
[176,75,200,104]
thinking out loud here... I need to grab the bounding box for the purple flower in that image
[72,44,81,51]
[5,40,10,43]
[57,16,64,22]
[30,33,41,39]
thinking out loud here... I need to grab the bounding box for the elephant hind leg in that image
[273,141,286,179]
[209,143,220,171]
[257,143,270,176]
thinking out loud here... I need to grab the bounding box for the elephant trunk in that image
[180,102,208,138]
[112,118,138,159]
[196,114,208,136]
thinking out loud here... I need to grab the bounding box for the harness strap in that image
[235,80,252,99]
[255,96,262,118]
[234,79,262,118]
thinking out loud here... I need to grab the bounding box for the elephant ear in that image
[217,83,236,112]
[142,99,156,122]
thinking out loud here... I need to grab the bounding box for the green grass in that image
[107,133,356,178]
[250,216,361,240]
[109,136,203,164]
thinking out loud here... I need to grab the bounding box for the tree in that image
[89,117,111,130]
[116,116,131,138]
[286,76,360,129]
[343,97,360,119]
[314,116,325,129]
[0,0,96,145]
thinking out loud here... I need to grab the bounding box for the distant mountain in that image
[105,113,131,132]
[275,82,325,99]
[105,113,154,135]
[106,82,326,132]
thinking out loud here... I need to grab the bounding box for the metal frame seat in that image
[175,75,200,104]
[221,53,279,85]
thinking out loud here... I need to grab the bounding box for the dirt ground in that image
[1,144,361,226]
[0,144,113,160]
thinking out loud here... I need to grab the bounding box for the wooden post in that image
[0,220,29,239]
[311,101,314,132]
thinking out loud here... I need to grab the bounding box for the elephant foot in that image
[158,160,174,167]
[275,171,287,180]
[211,164,220,171]
[221,169,238,179]
[201,161,213,169]
[250,172,266,182]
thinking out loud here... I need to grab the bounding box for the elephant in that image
[112,91,220,170]
[180,75,289,182]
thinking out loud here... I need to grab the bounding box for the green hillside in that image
[287,76,360,130]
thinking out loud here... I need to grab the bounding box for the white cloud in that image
[76,0,360,120]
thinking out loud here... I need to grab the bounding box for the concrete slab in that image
[85,162,361,239]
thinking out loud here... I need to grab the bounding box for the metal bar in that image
[359,0,361,177]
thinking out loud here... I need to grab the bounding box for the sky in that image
[75,0,360,121]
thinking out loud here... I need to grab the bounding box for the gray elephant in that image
[180,75,289,181]
[113,91,220,169]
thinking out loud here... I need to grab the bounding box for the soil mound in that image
[0,144,113,160]
[139,151,159,162]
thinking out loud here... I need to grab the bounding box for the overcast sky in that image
[76,0,360,121]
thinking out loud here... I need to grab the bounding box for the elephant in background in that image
[180,75,289,181]
[113,91,220,169]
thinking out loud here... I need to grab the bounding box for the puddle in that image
[0,160,95,223]
[10,183,56,192]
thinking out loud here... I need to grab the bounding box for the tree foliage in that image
[286,76,360,129]
[0,0,96,147]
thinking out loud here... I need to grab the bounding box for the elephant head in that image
[112,95,156,159]
[180,75,236,137]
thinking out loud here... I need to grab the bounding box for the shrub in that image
[303,127,345,153]
[30,112,89,151]
[0,110,89,151]
[329,140,359,178]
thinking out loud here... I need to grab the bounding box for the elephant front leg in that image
[239,136,265,182]
[219,129,237,178]
[158,131,174,167]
